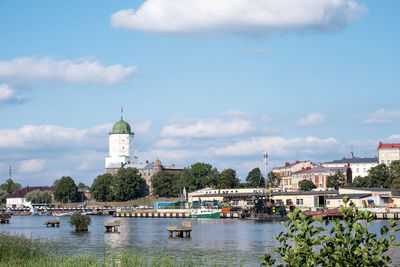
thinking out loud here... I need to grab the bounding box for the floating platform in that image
[44,218,60,227]
[167,221,192,237]
[0,213,11,224]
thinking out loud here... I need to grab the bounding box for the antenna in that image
[261,149,268,188]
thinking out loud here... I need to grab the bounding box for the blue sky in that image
[0,0,399,186]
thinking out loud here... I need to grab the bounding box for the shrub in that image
[68,213,91,232]
[260,196,400,266]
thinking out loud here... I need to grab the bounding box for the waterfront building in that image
[105,116,135,171]
[326,187,400,208]
[105,116,182,192]
[6,186,54,209]
[322,154,378,178]
[272,161,317,191]
[378,142,400,165]
[291,166,349,190]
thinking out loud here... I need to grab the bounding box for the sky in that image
[0,0,399,186]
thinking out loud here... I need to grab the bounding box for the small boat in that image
[190,207,221,218]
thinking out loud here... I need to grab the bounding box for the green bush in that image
[68,213,91,232]
[260,195,400,266]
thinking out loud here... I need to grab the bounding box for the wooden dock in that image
[44,218,60,227]
[104,220,120,232]
[0,213,11,224]
[114,211,191,218]
[167,221,192,237]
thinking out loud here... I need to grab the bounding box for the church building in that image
[105,116,183,193]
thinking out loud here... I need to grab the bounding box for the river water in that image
[1,216,400,266]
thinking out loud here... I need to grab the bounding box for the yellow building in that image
[378,142,400,165]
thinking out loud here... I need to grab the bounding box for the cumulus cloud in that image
[111,0,366,34]
[389,134,400,140]
[364,108,400,125]
[212,136,339,157]
[133,120,152,134]
[297,112,327,127]
[154,138,182,148]
[160,118,256,138]
[0,57,137,86]
[0,83,15,102]
[18,159,46,173]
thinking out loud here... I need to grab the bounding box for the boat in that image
[190,207,221,218]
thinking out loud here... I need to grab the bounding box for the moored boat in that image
[190,207,220,218]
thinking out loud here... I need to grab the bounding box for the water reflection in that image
[1,216,400,266]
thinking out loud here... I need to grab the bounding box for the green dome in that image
[112,118,131,134]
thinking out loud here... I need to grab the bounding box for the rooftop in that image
[8,186,53,199]
[327,193,372,199]
[378,142,400,149]
[324,157,378,164]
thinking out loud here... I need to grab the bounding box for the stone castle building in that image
[105,116,182,192]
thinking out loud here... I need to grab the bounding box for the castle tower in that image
[105,116,134,171]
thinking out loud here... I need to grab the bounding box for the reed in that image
[0,233,247,266]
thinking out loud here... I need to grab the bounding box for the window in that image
[382,160,385,164]
[327,201,330,205]
[356,168,359,173]
[296,199,303,205]
[232,200,239,206]
[388,160,391,165]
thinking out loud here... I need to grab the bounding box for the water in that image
[1,216,400,266]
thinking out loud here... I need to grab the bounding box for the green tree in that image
[390,160,400,189]
[351,175,369,187]
[298,179,316,191]
[113,168,147,201]
[217,169,239,189]
[259,196,400,266]
[151,171,182,197]
[25,190,52,204]
[267,171,281,187]
[246,168,265,188]
[0,189,7,203]
[0,178,22,195]
[77,182,90,190]
[53,176,78,203]
[326,170,345,190]
[69,213,91,232]
[90,173,114,202]
[181,162,219,192]
[367,164,390,188]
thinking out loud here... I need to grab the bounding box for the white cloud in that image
[154,138,182,148]
[18,159,46,173]
[133,120,152,134]
[111,0,366,34]
[160,118,256,138]
[0,57,137,86]
[0,83,15,102]
[212,136,339,157]
[297,112,327,127]
[389,134,400,140]
[364,108,400,125]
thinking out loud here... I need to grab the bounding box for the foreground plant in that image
[69,213,91,232]
[260,196,400,266]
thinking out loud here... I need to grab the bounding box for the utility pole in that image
[263,149,271,201]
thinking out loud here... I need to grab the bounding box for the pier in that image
[167,221,192,237]
[44,218,60,227]
[104,220,121,232]
[0,213,11,223]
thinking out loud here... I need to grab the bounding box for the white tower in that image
[105,116,135,170]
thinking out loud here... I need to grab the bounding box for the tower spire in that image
[121,106,124,120]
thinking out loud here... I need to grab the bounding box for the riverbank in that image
[0,232,247,267]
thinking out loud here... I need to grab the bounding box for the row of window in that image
[381,152,399,158]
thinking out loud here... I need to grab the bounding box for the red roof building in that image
[378,142,400,166]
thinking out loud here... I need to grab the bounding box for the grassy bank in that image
[0,233,246,267]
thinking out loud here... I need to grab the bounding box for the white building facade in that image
[105,117,135,170]
[378,142,400,166]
